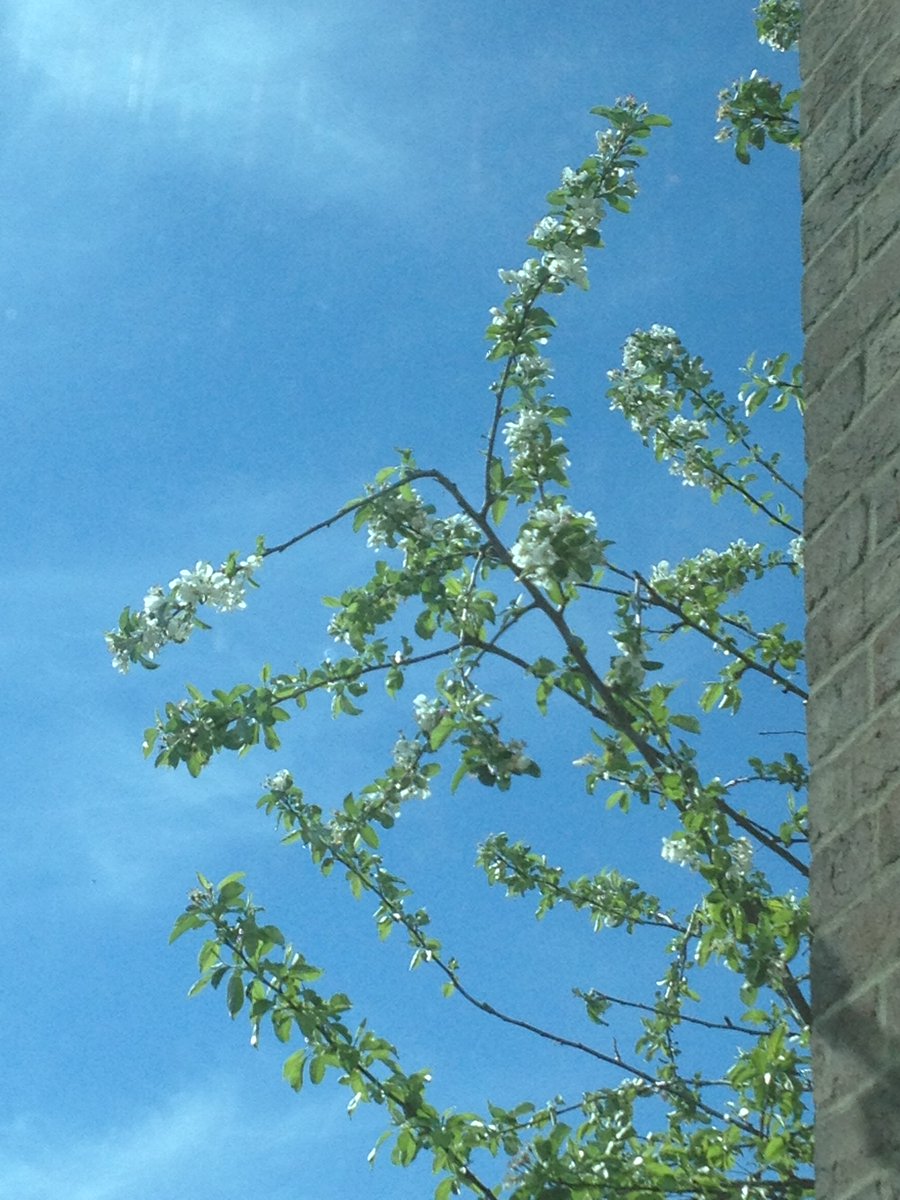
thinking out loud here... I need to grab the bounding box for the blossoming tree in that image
[108,4,810,1196]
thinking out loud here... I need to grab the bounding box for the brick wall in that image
[802,0,900,1196]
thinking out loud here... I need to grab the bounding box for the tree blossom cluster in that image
[364,487,434,551]
[412,693,444,735]
[605,645,647,691]
[607,325,720,489]
[649,540,768,603]
[504,352,553,401]
[106,554,262,673]
[661,834,753,879]
[264,769,294,795]
[389,736,433,800]
[502,402,571,486]
[510,501,602,591]
[363,487,479,565]
[754,0,800,51]
[488,98,655,420]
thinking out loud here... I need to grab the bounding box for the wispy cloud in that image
[6,0,403,189]
[0,1078,336,1200]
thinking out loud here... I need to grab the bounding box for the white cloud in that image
[0,1079,337,1200]
[7,0,401,188]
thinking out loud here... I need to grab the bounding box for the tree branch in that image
[634,573,807,702]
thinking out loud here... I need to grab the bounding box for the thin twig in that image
[579,988,776,1035]
[635,573,807,701]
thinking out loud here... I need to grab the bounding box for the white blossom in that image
[530,215,564,245]
[510,503,598,589]
[503,408,546,453]
[388,735,432,801]
[727,837,754,879]
[506,739,533,774]
[542,242,588,289]
[503,407,570,475]
[105,552,263,672]
[619,324,678,373]
[498,259,543,291]
[264,769,293,794]
[660,836,700,869]
[412,694,443,734]
[434,513,479,544]
[505,353,553,397]
[648,542,766,604]
[365,489,432,550]
[563,196,603,236]
[607,650,646,689]
[510,526,558,584]
[560,166,590,188]
[649,560,672,585]
[392,736,419,770]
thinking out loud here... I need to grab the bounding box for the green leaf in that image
[763,1134,787,1163]
[415,609,437,640]
[218,874,246,902]
[393,1128,418,1166]
[226,972,244,1017]
[308,1055,326,1085]
[283,1050,306,1091]
[450,762,468,793]
[530,657,557,678]
[429,716,455,751]
[700,682,725,712]
[360,824,380,849]
[338,693,363,717]
[670,713,701,734]
[169,911,205,943]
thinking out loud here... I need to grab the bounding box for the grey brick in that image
[802,106,900,243]
[872,610,900,706]
[872,461,900,546]
[808,750,857,847]
[859,158,900,258]
[817,1073,900,1198]
[845,697,900,808]
[812,984,880,1105]
[803,352,864,463]
[878,784,900,868]
[805,384,900,531]
[861,34,900,130]
[803,92,857,192]
[816,873,900,1001]
[811,810,877,908]
[803,217,858,331]
[804,230,900,393]
[866,305,900,397]
[801,0,873,86]
[807,644,869,760]
[805,565,866,678]
[803,0,899,136]
[804,492,869,607]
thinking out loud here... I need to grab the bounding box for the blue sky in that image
[1,3,803,1197]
